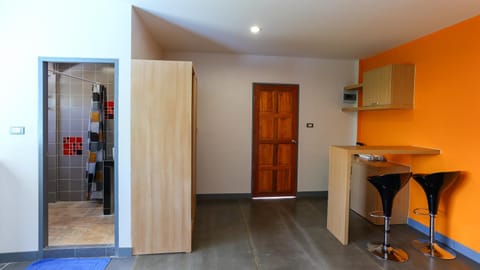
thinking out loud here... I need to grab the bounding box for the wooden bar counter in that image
[327,145,440,245]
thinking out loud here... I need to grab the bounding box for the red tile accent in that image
[105,100,114,119]
[63,136,84,156]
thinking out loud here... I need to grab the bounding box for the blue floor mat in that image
[26,258,110,270]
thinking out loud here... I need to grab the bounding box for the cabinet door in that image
[362,64,414,108]
[350,159,411,225]
[389,64,415,106]
[350,161,379,221]
[363,65,393,106]
[131,60,193,255]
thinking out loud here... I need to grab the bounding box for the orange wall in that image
[358,15,480,252]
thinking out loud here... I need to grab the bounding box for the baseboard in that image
[197,191,327,200]
[296,191,328,198]
[117,247,132,257]
[407,218,480,263]
[197,193,252,199]
[0,247,132,263]
[42,245,115,258]
[0,251,37,263]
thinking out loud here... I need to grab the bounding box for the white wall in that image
[0,0,357,255]
[163,52,357,193]
[0,0,132,253]
[131,7,163,60]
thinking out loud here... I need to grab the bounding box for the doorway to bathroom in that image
[39,58,118,250]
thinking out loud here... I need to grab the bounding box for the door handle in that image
[291,139,297,144]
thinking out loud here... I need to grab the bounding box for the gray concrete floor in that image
[1,197,478,269]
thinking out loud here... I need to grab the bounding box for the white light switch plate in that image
[10,126,25,135]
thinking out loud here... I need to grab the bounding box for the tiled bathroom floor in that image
[48,201,114,246]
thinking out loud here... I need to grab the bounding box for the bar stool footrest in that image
[413,208,430,216]
[368,211,385,218]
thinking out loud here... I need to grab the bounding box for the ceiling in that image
[131,0,480,59]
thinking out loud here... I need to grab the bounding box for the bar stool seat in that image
[367,172,412,263]
[412,171,460,260]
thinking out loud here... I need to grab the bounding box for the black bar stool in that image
[412,171,460,259]
[367,172,412,262]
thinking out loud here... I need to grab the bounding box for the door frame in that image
[251,83,299,197]
[38,57,119,256]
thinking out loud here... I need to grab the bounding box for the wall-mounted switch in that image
[10,126,25,135]
[306,123,314,128]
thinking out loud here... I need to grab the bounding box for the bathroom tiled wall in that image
[47,63,58,203]
[47,63,115,202]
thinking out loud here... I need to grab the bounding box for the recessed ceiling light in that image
[250,25,261,34]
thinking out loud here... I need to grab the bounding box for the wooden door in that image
[252,83,299,197]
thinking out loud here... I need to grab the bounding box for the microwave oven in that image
[343,89,358,106]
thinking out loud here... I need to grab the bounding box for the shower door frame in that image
[38,57,119,256]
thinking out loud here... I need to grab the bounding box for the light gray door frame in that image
[38,57,119,257]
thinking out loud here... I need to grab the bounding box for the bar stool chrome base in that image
[412,239,456,260]
[411,172,460,260]
[368,242,409,262]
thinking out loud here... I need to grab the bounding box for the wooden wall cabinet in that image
[350,158,410,225]
[362,64,415,109]
[342,64,415,112]
[131,60,197,255]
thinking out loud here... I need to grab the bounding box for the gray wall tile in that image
[47,192,57,203]
[48,156,57,166]
[70,156,83,167]
[48,131,57,144]
[58,168,70,179]
[47,143,57,155]
[47,168,57,180]
[70,191,84,201]
[57,180,70,192]
[58,156,70,167]
[47,181,57,192]
[58,191,70,201]
[48,63,114,202]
